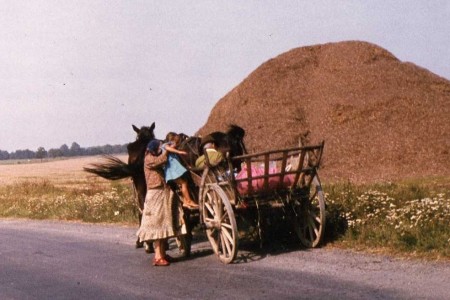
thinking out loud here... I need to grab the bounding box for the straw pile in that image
[197,41,450,183]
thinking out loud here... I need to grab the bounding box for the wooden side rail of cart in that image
[229,141,325,197]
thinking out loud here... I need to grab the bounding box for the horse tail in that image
[83,155,136,180]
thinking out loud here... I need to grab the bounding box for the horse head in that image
[226,124,247,156]
[225,124,246,171]
[199,124,246,172]
[132,122,156,142]
[128,122,156,167]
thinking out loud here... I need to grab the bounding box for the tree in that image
[11,149,35,160]
[59,144,70,157]
[70,142,82,156]
[102,144,114,154]
[48,148,63,158]
[0,150,9,160]
[35,147,47,161]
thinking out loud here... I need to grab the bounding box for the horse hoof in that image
[136,240,144,249]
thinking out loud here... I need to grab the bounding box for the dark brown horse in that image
[84,122,156,248]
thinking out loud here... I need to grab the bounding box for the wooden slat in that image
[292,151,306,187]
[245,157,253,194]
[263,153,270,190]
[278,151,288,189]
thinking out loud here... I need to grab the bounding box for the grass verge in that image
[0,180,139,224]
[324,177,450,260]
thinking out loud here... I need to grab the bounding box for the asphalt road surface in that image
[1,219,449,299]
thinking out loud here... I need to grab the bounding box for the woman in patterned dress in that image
[136,139,183,266]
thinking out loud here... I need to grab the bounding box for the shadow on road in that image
[173,225,314,265]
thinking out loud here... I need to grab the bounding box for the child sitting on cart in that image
[163,132,198,209]
[195,135,224,169]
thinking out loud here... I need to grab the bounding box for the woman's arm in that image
[146,151,168,169]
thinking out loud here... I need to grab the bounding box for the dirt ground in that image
[198,41,450,184]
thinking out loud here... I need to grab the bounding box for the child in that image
[195,136,224,169]
[162,132,198,209]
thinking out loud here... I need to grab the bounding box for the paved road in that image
[1,219,449,299]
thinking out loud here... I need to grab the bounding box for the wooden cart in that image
[185,141,326,264]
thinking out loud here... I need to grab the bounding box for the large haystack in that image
[197,41,450,183]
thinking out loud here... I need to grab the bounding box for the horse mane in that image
[227,124,245,140]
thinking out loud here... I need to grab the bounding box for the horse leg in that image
[135,188,145,248]
[135,212,144,248]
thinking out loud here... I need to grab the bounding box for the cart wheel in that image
[202,183,239,264]
[294,175,326,248]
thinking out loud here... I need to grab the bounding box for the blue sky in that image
[0,1,449,152]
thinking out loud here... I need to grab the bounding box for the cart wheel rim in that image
[294,175,326,248]
[202,183,239,264]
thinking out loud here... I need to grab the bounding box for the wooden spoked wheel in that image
[293,175,326,248]
[201,183,239,264]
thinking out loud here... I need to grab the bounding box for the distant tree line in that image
[0,142,128,161]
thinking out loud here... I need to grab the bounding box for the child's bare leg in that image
[176,178,197,207]
[180,180,195,203]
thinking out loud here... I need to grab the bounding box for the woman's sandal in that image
[152,257,170,266]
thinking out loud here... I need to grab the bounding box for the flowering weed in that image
[325,181,450,259]
[0,180,138,224]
